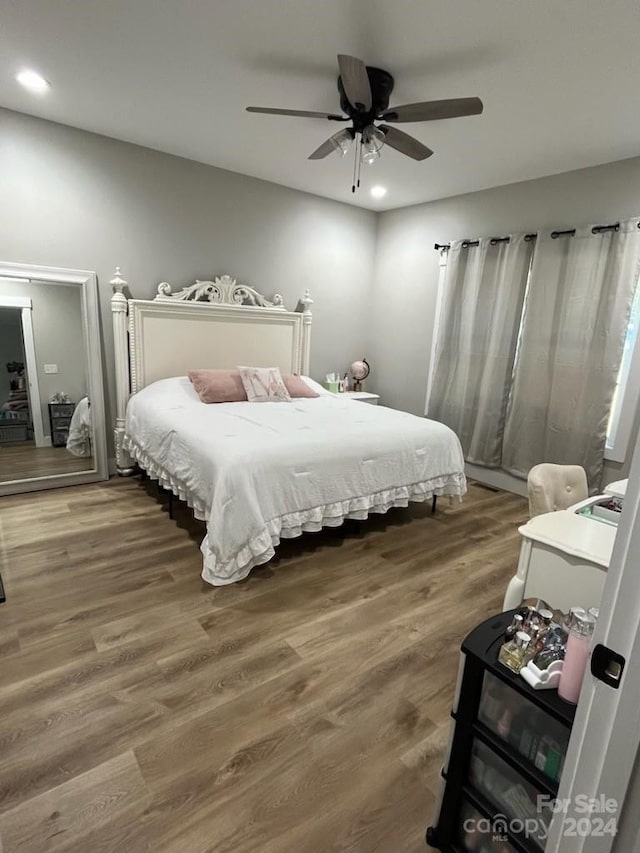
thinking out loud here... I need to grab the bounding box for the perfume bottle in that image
[564,606,586,631]
[505,613,524,641]
[539,608,554,628]
[531,608,554,654]
[544,625,568,648]
[533,642,565,670]
[498,631,531,674]
[519,604,537,630]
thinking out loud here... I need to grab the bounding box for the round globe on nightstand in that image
[350,358,370,392]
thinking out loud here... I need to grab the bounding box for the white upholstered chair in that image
[527,463,589,518]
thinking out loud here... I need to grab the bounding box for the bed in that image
[111,269,466,585]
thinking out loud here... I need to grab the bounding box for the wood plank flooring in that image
[0,442,93,482]
[0,477,527,853]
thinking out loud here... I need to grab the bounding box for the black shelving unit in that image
[426,611,576,853]
[48,402,75,447]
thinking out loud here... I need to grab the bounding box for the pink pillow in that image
[282,374,320,398]
[188,369,248,403]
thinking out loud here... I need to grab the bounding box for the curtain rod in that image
[434,221,631,250]
[434,234,536,250]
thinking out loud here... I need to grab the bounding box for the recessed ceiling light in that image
[370,185,387,199]
[15,69,50,94]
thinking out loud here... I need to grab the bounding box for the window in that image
[606,280,640,462]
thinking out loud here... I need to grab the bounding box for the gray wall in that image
[0,307,24,405]
[4,105,640,479]
[0,107,377,449]
[369,156,640,480]
[0,279,88,437]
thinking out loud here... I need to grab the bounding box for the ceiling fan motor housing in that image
[338,66,394,129]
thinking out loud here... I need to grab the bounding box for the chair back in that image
[527,463,588,517]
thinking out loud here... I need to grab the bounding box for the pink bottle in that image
[558,612,596,704]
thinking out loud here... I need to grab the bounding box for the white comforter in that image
[124,377,466,585]
[66,396,92,457]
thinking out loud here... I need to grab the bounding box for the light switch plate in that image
[43,364,58,374]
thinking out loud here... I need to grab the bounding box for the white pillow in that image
[237,366,291,402]
[299,376,333,395]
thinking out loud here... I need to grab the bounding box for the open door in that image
[544,436,640,851]
[0,291,46,448]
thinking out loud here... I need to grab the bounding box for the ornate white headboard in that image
[110,268,313,474]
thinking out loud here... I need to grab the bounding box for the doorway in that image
[0,294,46,463]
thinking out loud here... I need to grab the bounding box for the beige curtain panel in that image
[428,235,534,466]
[502,219,640,487]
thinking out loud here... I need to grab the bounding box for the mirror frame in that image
[0,261,108,495]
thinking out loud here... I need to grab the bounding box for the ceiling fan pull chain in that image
[357,135,362,188]
[352,134,359,193]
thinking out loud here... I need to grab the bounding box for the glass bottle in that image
[558,612,596,703]
[539,608,554,629]
[564,606,586,631]
[544,625,568,649]
[533,642,565,670]
[531,608,554,655]
[498,631,531,674]
[522,605,538,630]
[517,604,537,630]
[505,613,524,641]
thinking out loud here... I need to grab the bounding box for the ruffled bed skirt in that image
[124,436,466,586]
[124,437,209,521]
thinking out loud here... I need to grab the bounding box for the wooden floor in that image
[0,477,527,853]
[0,442,93,482]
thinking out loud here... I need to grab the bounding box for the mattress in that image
[124,377,466,585]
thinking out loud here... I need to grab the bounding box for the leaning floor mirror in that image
[0,262,108,496]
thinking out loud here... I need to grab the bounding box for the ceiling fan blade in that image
[308,136,339,160]
[308,130,353,160]
[379,125,433,161]
[337,54,372,111]
[382,97,483,123]
[246,106,347,120]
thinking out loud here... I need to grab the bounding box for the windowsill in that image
[604,443,624,465]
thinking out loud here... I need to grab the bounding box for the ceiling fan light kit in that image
[331,128,354,157]
[361,125,385,165]
[246,54,483,193]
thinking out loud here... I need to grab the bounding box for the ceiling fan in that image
[247,54,483,192]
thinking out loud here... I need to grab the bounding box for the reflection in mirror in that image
[0,275,99,485]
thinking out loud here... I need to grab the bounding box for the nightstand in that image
[48,402,75,447]
[342,391,380,405]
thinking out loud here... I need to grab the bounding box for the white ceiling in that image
[1,0,640,211]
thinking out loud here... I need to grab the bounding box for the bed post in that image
[300,289,313,375]
[110,268,136,476]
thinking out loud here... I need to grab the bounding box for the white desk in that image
[503,501,617,613]
[605,478,627,498]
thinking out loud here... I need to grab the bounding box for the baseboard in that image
[465,463,528,498]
